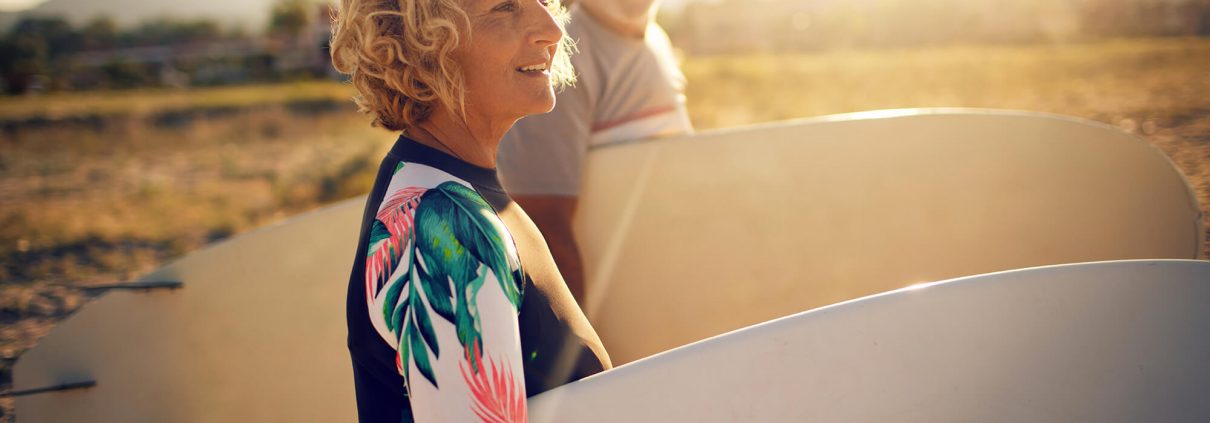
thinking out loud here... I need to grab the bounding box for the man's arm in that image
[513,194,586,305]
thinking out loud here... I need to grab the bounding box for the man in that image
[497,0,693,305]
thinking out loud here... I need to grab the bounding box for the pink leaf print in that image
[365,186,427,302]
[459,343,528,423]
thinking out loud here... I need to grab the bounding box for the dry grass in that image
[1,37,1208,420]
[1,107,389,285]
[0,81,353,121]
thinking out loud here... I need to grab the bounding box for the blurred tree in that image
[80,16,119,51]
[268,0,311,39]
[0,36,43,94]
[99,58,152,89]
[10,17,83,60]
[1,17,83,93]
[122,18,225,47]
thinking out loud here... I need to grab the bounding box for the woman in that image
[330,0,612,421]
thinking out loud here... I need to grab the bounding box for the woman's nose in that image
[529,1,564,47]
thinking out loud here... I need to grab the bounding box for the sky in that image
[0,0,45,12]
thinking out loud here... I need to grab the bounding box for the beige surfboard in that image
[575,108,1204,364]
[13,201,366,422]
[12,109,1203,421]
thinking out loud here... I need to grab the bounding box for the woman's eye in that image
[492,1,517,12]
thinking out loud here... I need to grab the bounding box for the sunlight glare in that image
[903,281,942,291]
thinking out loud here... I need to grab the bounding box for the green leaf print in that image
[376,179,525,390]
[419,261,455,322]
[383,258,408,332]
[413,181,524,371]
[367,220,393,257]
[413,290,440,355]
[405,305,437,386]
[416,182,523,306]
[386,259,440,388]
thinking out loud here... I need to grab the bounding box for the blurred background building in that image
[0,0,335,94]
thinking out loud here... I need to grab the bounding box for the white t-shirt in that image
[497,5,693,196]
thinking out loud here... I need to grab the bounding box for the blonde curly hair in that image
[330,0,575,131]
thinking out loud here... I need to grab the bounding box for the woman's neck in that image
[409,109,512,168]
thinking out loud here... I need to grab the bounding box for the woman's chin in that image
[521,95,557,116]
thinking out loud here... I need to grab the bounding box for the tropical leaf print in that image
[387,261,446,387]
[366,185,427,302]
[368,173,526,397]
[416,182,524,307]
[414,182,524,371]
[459,343,528,423]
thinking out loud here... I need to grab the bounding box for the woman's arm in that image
[366,176,528,422]
[511,194,585,304]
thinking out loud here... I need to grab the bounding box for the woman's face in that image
[456,0,564,124]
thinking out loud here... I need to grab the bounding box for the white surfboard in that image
[528,260,1210,422]
[12,109,1203,421]
[576,109,1204,364]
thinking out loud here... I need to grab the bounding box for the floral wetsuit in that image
[346,136,611,422]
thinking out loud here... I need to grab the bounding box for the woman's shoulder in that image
[362,159,527,405]
[379,160,471,196]
[363,158,525,345]
[371,159,516,260]
[371,159,521,282]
